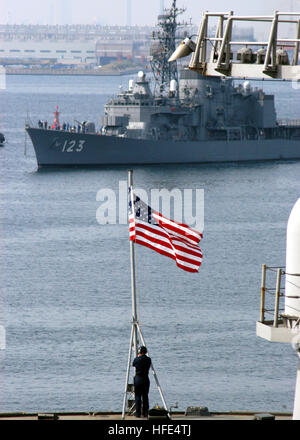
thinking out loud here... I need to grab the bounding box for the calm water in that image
[0,74,300,413]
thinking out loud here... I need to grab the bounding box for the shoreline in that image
[4,67,150,77]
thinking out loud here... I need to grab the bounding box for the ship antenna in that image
[150,0,186,96]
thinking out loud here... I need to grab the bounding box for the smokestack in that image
[126,0,132,26]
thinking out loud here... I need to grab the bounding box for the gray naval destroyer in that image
[26,2,300,167]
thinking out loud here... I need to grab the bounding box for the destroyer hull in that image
[26,127,300,167]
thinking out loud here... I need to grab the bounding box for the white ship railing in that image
[259,264,300,329]
[259,264,286,327]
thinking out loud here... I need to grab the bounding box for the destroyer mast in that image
[150,0,185,96]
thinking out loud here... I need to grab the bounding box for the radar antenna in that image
[150,0,185,95]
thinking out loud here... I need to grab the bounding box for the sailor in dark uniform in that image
[133,346,151,418]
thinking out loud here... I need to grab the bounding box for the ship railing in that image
[259,264,287,327]
[30,122,101,134]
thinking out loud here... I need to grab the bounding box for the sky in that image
[0,0,297,26]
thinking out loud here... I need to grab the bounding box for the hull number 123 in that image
[62,139,85,153]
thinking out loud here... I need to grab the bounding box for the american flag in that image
[128,188,203,273]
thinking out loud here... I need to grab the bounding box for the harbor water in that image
[0,74,300,413]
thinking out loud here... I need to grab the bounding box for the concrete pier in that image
[0,411,292,421]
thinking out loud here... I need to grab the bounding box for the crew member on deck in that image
[133,346,151,418]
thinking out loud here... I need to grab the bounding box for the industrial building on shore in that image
[0,23,254,70]
[0,24,157,68]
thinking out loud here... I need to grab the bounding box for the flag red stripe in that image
[171,243,203,259]
[154,211,203,237]
[176,261,200,273]
[135,230,174,251]
[135,232,202,268]
[135,222,201,252]
[153,212,202,241]
[135,221,170,239]
[157,220,200,244]
[135,238,177,261]
[171,250,202,266]
[169,234,203,251]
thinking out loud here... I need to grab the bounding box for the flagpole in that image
[122,169,139,419]
[128,169,138,358]
[122,170,169,419]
